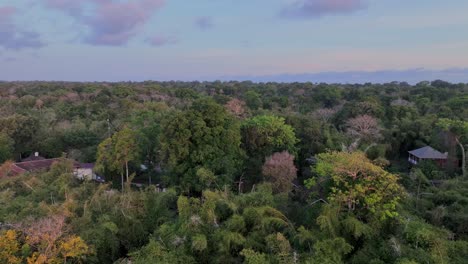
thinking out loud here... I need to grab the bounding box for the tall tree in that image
[28,215,91,263]
[309,151,404,221]
[160,98,244,193]
[96,127,139,190]
[262,151,297,193]
[241,115,298,159]
[96,137,118,185]
[225,98,247,118]
[0,115,39,158]
[437,119,468,178]
[244,91,262,110]
[114,127,139,183]
[241,115,298,185]
[129,102,169,168]
[0,133,13,163]
[345,114,382,145]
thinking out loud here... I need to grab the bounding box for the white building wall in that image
[74,168,95,180]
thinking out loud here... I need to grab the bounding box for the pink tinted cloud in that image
[0,6,16,18]
[0,6,44,50]
[281,0,367,18]
[45,0,165,46]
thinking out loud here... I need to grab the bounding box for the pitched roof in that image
[79,163,95,169]
[15,158,63,172]
[21,155,46,162]
[2,158,85,177]
[9,164,27,176]
[408,146,448,159]
[13,158,80,174]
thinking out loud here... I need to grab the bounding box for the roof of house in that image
[12,158,80,175]
[21,154,46,162]
[79,163,95,169]
[3,158,87,177]
[408,146,448,159]
[15,158,65,172]
[9,164,27,175]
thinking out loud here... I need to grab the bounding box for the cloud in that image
[0,6,45,50]
[0,6,15,17]
[44,0,83,16]
[45,0,165,46]
[146,35,178,46]
[194,16,214,30]
[4,57,17,62]
[281,0,367,19]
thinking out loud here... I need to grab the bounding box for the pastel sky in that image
[1,0,468,83]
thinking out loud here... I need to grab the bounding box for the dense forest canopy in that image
[0,80,467,263]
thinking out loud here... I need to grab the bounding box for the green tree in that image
[114,127,139,183]
[308,237,353,264]
[314,86,342,108]
[129,239,196,264]
[241,115,298,159]
[129,103,168,168]
[161,98,244,193]
[241,115,298,185]
[244,91,262,110]
[96,127,139,190]
[0,133,13,163]
[309,152,404,221]
[0,115,39,158]
[437,118,468,178]
[240,249,269,264]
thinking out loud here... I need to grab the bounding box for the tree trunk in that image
[455,137,466,178]
[238,174,244,194]
[416,177,421,211]
[121,171,124,192]
[125,160,129,183]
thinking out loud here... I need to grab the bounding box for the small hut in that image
[408,146,448,166]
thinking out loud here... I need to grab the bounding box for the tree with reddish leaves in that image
[0,160,15,178]
[313,108,337,124]
[0,214,92,263]
[225,98,247,118]
[346,115,382,141]
[345,115,382,152]
[262,151,297,193]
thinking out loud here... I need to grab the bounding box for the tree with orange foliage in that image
[59,236,90,263]
[20,215,92,263]
[0,160,15,178]
[0,230,22,264]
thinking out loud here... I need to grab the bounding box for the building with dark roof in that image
[21,152,46,162]
[408,146,448,166]
[8,158,80,176]
[1,152,104,182]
